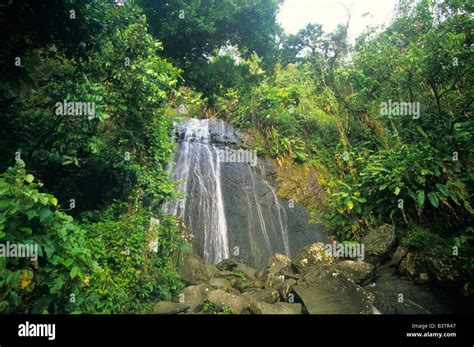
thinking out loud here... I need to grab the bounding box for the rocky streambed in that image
[152,224,466,314]
[153,245,373,314]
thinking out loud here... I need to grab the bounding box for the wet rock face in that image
[221,159,327,268]
[206,289,251,314]
[267,253,293,276]
[208,120,244,147]
[153,301,190,314]
[292,242,333,273]
[173,283,210,313]
[175,119,244,147]
[361,224,397,265]
[398,252,418,277]
[254,302,302,314]
[336,260,375,286]
[395,251,460,287]
[166,118,326,268]
[365,265,460,314]
[389,245,409,267]
[293,265,375,314]
[209,277,232,291]
[216,258,258,279]
[424,256,459,285]
[180,252,219,286]
[273,279,297,301]
[242,288,281,312]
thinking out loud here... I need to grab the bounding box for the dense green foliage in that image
[1,3,179,211]
[0,162,93,313]
[81,212,185,313]
[0,1,186,313]
[138,0,281,93]
[213,0,473,285]
[0,0,472,312]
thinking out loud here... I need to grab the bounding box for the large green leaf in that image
[436,184,449,198]
[70,266,83,279]
[24,174,34,183]
[50,276,65,294]
[427,192,439,208]
[38,207,52,222]
[416,190,425,207]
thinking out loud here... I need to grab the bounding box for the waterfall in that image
[263,180,291,258]
[248,165,273,255]
[163,119,229,264]
[163,118,326,267]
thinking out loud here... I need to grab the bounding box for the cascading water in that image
[164,118,326,267]
[163,119,229,264]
